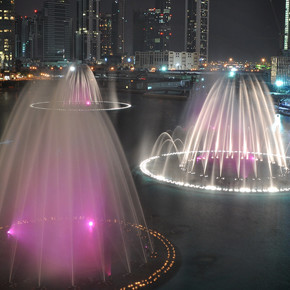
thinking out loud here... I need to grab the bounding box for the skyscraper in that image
[112,0,126,55]
[99,13,113,58]
[133,10,145,54]
[43,0,72,62]
[30,10,44,61]
[75,0,101,62]
[284,0,289,51]
[141,2,172,52]
[15,16,32,60]
[0,0,15,69]
[185,0,209,64]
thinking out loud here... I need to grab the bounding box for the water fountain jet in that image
[0,64,179,289]
[141,75,290,193]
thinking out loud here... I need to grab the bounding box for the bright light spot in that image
[161,66,167,72]
[148,86,152,90]
[70,66,76,72]
[127,58,131,63]
[86,101,91,106]
[275,80,283,87]
[88,220,95,229]
[229,71,235,78]
[7,228,13,236]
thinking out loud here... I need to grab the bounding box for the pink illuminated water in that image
[0,65,152,287]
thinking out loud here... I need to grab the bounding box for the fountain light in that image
[141,75,290,194]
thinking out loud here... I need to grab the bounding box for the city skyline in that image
[15,0,285,61]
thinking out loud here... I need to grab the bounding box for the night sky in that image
[15,0,285,61]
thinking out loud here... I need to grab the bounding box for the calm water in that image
[1,82,290,289]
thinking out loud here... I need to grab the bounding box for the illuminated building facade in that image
[185,0,209,64]
[284,0,289,50]
[143,3,172,52]
[75,0,100,62]
[135,50,198,71]
[271,56,290,86]
[0,0,15,69]
[43,0,72,62]
[112,0,126,55]
[15,16,32,60]
[99,13,113,58]
[271,0,290,86]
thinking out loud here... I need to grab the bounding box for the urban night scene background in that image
[0,0,290,290]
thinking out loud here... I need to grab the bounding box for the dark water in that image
[1,84,290,289]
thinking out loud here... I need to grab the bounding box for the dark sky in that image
[15,0,285,61]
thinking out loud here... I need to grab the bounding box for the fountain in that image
[0,65,177,289]
[141,75,290,193]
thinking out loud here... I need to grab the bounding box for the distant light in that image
[34,9,38,13]
[175,63,180,67]
[161,66,167,72]
[127,58,131,63]
[201,77,205,81]
[275,80,283,87]
[86,101,91,106]
[148,86,152,90]
[70,66,76,72]
[229,69,236,78]
[104,57,108,62]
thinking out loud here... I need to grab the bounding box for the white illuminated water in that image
[141,75,290,193]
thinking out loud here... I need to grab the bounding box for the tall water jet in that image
[141,75,290,193]
[0,65,157,289]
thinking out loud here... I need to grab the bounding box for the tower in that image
[0,0,15,69]
[99,13,113,58]
[185,0,209,63]
[75,0,101,62]
[43,0,72,62]
[142,0,172,52]
[284,0,289,51]
[112,0,126,56]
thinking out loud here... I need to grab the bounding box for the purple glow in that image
[88,220,94,228]
[7,229,13,235]
[86,100,91,106]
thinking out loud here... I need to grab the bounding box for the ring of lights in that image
[30,101,131,111]
[0,217,176,289]
[140,150,290,193]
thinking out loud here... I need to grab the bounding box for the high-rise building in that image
[0,0,15,69]
[133,10,145,54]
[112,0,126,55]
[15,16,32,60]
[284,0,289,51]
[43,0,72,62]
[142,4,172,52]
[30,10,44,61]
[75,0,100,62]
[185,0,209,64]
[99,13,113,58]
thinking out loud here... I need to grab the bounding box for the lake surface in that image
[1,81,290,289]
